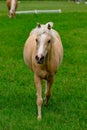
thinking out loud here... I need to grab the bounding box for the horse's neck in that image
[11,0,16,10]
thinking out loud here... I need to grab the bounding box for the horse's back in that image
[24,32,63,72]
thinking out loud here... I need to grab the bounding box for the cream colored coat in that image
[23,22,63,119]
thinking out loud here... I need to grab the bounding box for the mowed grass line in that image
[0,1,87,130]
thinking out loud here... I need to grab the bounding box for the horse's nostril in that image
[35,55,39,61]
[35,55,45,64]
[40,56,44,61]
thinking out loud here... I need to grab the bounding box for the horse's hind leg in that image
[44,76,54,106]
[34,74,43,120]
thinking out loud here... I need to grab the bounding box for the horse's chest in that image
[32,63,52,79]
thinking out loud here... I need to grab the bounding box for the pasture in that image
[0,1,87,130]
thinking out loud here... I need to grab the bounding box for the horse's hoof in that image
[43,97,48,106]
[44,102,48,107]
[37,115,41,120]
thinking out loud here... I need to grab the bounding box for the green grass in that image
[0,1,87,130]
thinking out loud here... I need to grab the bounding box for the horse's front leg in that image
[34,74,43,120]
[44,76,54,106]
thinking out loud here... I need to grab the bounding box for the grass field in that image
[0,1,87,130]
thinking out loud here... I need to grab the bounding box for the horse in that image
[23,22,63,119]
[7,0,18,18]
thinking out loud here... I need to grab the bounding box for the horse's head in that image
[9,9,15,18]
[35,23,54,64]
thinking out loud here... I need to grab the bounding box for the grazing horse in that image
[23,22,63,119]
[7,0,18,18]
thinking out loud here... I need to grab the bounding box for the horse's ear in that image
[37,23,41,28]
[47,22,54,30]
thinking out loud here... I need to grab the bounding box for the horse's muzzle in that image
[35,55,45,64]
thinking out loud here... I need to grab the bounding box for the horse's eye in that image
[48,40,51,44]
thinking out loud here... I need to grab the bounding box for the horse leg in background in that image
[44,76,54,106]
[34,75,43,120]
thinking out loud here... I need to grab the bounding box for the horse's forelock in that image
[30,23,56,41]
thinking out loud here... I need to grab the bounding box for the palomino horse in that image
[23,22,63,119]
[7,0,18,18]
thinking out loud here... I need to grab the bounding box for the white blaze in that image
[38,34,46,56]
